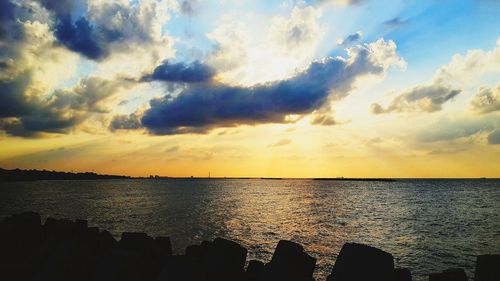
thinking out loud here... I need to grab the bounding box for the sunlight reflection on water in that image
[1,179,499,281]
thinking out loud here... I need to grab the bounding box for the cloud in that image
[310,114,337,126]
[371,85,461,114]
[0,0,24,44]
[48,77,127,113]
[142,61,215,83]
[0,5,94,137]
[268,139,292,147]
[37,0,174,65]
[1,76,128,137]
[1,0,175,82]
[312,0,367,6]
[207,5,324,86]
[427,147,467,155]
[488,129,500,145]
[0,1,29,75]
[415,115,498,143]
[337,31,363,46]
[372,37,500,115]
[53,16,117,60]
[383,17,407,28]
[0,72,33,118]
[270,6,324,54]
[109,113,142,131]
[165,146,179,153]
[39,0,116,60]
[112,39,404,135]
[433,38,500,86]
[470,85,500,114]
[179,0,196,16]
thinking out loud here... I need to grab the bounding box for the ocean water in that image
[0,179,499,280]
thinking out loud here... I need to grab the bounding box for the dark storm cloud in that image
[142,61,216,83]
[112,41,397,135]
[371,84,461,114]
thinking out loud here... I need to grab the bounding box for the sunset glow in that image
[1,0,499,178]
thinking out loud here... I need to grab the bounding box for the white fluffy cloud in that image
[371,85,461,114]
[1,20,79,93]
[0,0,161,137]
[87,0,176,78]
[471,85,500,114]
[207,5,324,86]
[433,38,500,86]
[372,37,500,114]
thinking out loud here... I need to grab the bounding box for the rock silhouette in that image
[0,212,497,281]
[393,268,412,281]
[261,240,316,281]
[429,268,468,281]
[326,243,394,281]
[475,255,500,281]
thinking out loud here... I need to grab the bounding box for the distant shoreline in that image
[0,168,130,182]
[1,168,497,182]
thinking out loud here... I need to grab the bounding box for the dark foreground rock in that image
[326,243,394,281]
[475,255,500,281]
[394,268,412,281]
[261,240,316,281]
[428,268,468,281]
[1,212,497,281]
[155,237,248,281]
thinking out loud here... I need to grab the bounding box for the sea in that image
[0,178,499,281]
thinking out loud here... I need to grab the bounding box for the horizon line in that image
[1,167,498,180]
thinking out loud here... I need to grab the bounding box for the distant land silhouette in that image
[0,168,401,182]
[0,168,130,182]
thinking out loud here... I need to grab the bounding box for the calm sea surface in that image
[0,179,499,280]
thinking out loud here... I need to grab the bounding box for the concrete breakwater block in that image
[326,243,395,281]
[394,268,412,281]
[428,268,468,281]
[0,211,497,281]
[260,240,316,281]
[155,238,247,281]
[475,255,500,281]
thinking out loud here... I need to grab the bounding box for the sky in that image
[0,0,499,178]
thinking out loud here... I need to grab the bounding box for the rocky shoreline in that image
[1,212,498,281]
